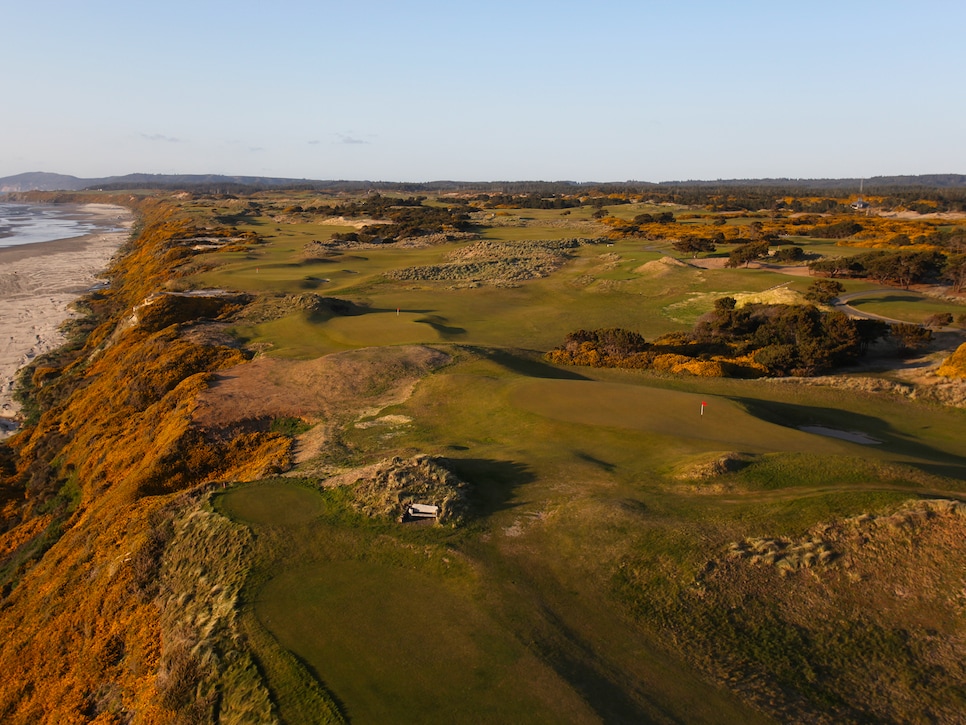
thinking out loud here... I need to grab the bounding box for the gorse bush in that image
[548,300,887,377]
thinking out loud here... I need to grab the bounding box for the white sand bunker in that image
[799,426,881,445]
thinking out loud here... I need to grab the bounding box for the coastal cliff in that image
[0,194,286,722]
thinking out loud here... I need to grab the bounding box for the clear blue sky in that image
[3,0,964,182]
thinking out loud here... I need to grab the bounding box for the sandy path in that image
[0,204,133,437]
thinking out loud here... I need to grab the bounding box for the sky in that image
[2,0,964,183]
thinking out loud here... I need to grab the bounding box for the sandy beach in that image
[0,203,133,437]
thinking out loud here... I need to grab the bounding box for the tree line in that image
[808,249,955,288]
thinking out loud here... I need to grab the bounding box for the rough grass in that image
[613,497,966,723]
[157,499,323,725]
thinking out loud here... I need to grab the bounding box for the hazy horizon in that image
[4,0,965,183]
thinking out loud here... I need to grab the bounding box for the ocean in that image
[0,202,118,248]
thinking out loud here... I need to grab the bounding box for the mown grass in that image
[846,291,966,322]
[217,480,606,724]
[206,232,818,359]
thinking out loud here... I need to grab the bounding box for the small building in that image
[407,503,439,519]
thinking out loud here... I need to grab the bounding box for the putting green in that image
[510,379,844,452]
[216,481,326,526]
[322,312,444,346]
[241,311,445,356]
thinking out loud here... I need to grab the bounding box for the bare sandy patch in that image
[798,425,881,445]
[192,345,450,464]
[318,216,391,228]
[686,257,729,269]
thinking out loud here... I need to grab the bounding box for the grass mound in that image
[624,497,966,722]
[133,292,250,333]
[331,455,471,525]
[634,255,688,276]
[675,451,755,480]
[157,502,276,724]
[385,239,580,287]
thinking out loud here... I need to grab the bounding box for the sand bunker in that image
[798,425,881,445]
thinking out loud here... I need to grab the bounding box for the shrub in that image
[923,312,953,329]
[936,343,966,379]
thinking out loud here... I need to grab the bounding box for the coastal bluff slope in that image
[0,194,291,722]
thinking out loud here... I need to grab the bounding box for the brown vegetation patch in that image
[675,452,754,480]
[634,255,688,276]
[385,239,582,287]
[193,346,450,463]
[779,371,966,408]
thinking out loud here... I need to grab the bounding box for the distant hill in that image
[0,172,324,193]
[0,172,91,192]
[2,171,965,194]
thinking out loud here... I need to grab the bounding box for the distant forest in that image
[3,171,966,206]
[109,177,966,212]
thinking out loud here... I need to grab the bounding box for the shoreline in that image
[0,204,134,438]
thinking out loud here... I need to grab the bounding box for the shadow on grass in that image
[532,605,675,722]
[732,396,966,479]
[574,451,616,472]
[468,346,591,381]
[308,299,455,326]
[286,647,351,723]
[414,315,466,339]
[305,297,374,323]
[850,293,925,304]
[441,458,535,517]
[298,277,329,290]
